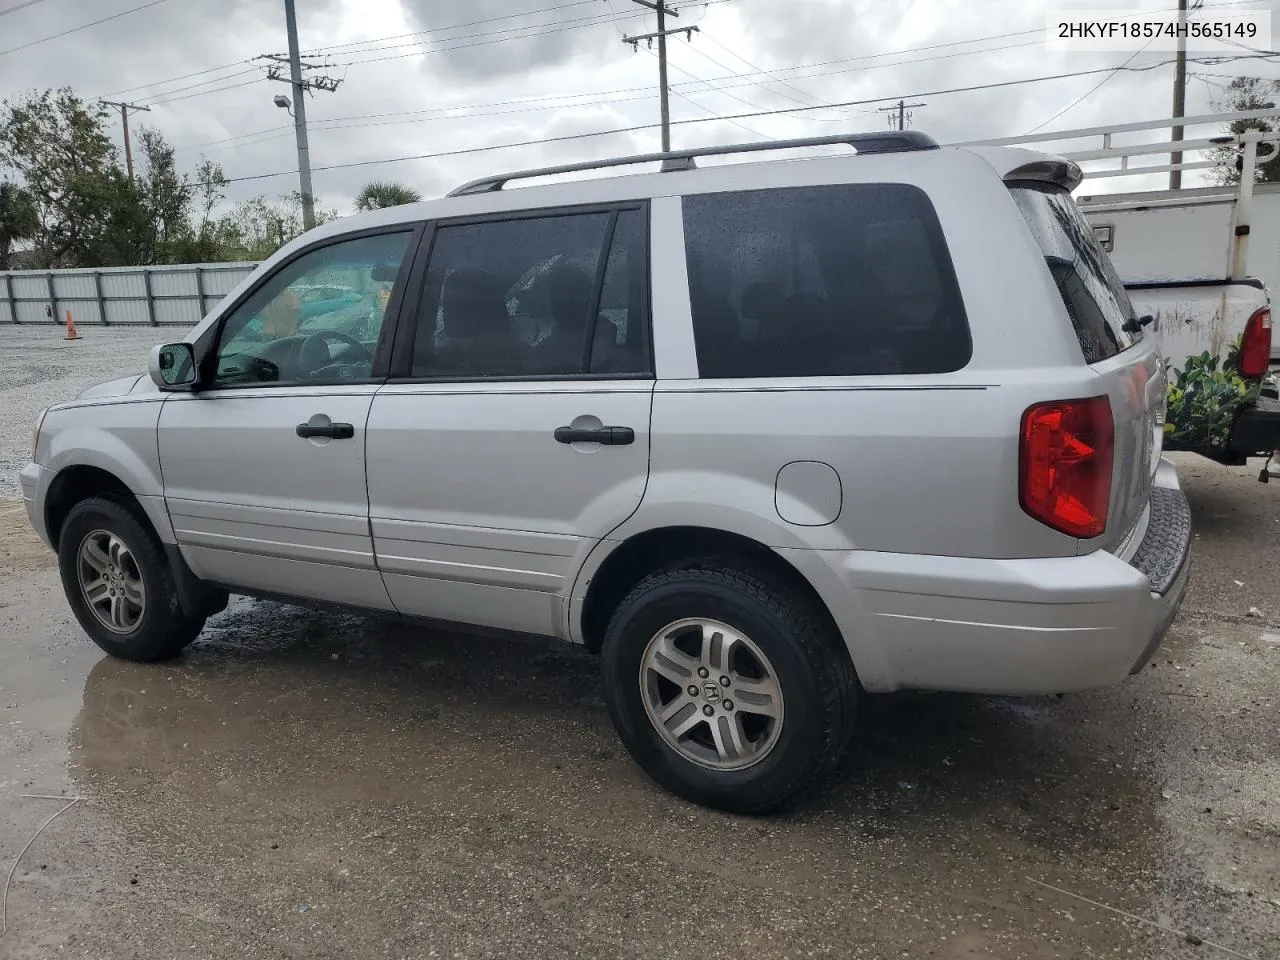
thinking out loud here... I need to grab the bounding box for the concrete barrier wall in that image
[0,262,260,326]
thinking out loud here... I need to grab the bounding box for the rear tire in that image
[57,497,205,663]
[601,561,857,813]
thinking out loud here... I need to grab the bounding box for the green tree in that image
[0,180,37,269]
[77,169,152,266]
[354,180,421,211]
[1210,76,1280,185]
[169,158,231,263]
[0,87,128,266]
[135,126,193,262]
[209,191,340,261]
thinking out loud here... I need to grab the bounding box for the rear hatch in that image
[1010,181,1164,555]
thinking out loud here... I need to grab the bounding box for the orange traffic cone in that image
[64,309,79,340]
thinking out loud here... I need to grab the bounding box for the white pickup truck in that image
[1083,186,1279,477]
[958,111,1280,480]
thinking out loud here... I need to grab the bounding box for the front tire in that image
[57,497,205,663]
[601,562,857,813]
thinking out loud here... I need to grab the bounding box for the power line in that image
[878,99,927,130]
[169,39,1269,155]
[299,0,603,56]
[199,59,1214,188]
[675,40,856,121]
[1024,46,1151,135]
[317,0,1269,70]
[306,5,658,64]
[300,0,719,59]
[96,16,1064,118]
[83,0,726,103]
[176,30,1044,129]
[0,0,49,16]
[664,45,776,115]
[0,0,174,56]
[94,60,253,100]
[99,99,151,180]
[45,0,1276,102]
[154,1,1280,152]
[142,76,265,107]
[133,67,263,105]
[655,51,771,138]
[695,33,829,108]
[326,0,735,68]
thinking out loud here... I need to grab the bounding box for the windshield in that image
[1009,182,1141,364]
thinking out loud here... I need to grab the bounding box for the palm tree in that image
[354,180,422,212]
[0,181,38,270]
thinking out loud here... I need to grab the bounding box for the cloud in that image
[398,0,628,82]
[0,0,1271,217]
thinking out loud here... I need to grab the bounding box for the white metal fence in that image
[0,261,260,326]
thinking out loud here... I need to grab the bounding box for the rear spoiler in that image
[1002,159,1084,192]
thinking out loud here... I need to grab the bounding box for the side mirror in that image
[149,343,197,390]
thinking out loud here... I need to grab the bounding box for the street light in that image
[273,94,292,116]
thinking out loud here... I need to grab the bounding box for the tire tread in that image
[604,559,857,813]
[58,496,205,663]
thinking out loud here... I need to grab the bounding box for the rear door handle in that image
[554,425,635,445]
[296,421,355,440]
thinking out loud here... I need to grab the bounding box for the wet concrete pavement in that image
[1,456,1278,960]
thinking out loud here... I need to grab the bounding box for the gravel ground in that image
[0,459,1278,959]
[0,325,175,499]
[1,326,1278,959]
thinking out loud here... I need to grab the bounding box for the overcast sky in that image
[2,0,1279,215]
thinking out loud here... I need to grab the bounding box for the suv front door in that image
[366,206,653,637]
[158,228,418,608]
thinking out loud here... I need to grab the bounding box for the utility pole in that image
[877,99,926,131]
[99,100,151,181]
[1170,0,1188,189]
[258,0,342,230]
[623,0,697,152]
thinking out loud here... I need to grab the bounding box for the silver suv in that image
[20,132,1191,812]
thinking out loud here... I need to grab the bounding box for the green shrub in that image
[1164,335,1260,452]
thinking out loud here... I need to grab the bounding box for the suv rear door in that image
[365,204,653,637]
[1009,181,1165,552]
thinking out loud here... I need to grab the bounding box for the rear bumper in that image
[804,458,1191,695]
[1229,395,1280,457]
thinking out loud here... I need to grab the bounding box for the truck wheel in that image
[601,562,857,813]
[57,497,206,663]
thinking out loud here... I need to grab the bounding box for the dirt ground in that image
[0,454,1278,960]
[0,501,50,569]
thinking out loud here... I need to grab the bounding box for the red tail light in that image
[1019,396,1114,539]
[1239,306,1272,379]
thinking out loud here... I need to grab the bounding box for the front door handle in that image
[554,425,635,445]
[296,421,355,440]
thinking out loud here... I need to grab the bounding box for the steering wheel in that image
[298,330,373,376]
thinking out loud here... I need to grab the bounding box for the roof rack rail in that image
[446,130,938,197]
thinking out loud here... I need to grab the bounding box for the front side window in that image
[212,231,413,386]
[1009,182,1141,363]
[411,208,648,378]
[683,184,971,379]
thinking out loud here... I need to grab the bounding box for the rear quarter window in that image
[682,183,971,378]
[1009,182,1141,363]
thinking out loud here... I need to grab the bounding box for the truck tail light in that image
[1239,306,1272,379]
[1019,396,1114,539]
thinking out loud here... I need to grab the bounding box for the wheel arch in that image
[575,525,844,658]
[45,465,155,548]
[45,464,224,620]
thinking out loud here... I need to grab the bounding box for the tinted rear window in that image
[682,184,971,378]
[1009,182,1141,363]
